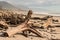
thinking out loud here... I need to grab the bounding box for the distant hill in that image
[0,1,28,11]
[0,1,20,10]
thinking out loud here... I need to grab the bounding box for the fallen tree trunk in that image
[2,10,43,37]
[2,10,32,37]
[3,23,43,37]
[4,23,28,37]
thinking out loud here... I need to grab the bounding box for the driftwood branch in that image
[2,10,43,37]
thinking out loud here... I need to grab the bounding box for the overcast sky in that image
[0,0,60,13]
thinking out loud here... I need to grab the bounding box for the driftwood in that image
[3,10,43,37]
[0,21,8,30]
[42,17,53,29]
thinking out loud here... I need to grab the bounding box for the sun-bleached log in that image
[4,23,29,37]
[3,23,43,37]
[3,10,43,37]
[2,10,32,37]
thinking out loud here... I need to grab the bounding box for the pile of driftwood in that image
[0,10,60,38]
[0,12,26,25]
[0,10,44,37]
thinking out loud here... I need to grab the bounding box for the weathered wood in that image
[42,17,53,29]
[0,21,8,29]
[4,23,29,37]
[3,23,43,37]
[3,10,43,37]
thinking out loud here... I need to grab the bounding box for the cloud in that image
[0,0,60,13]
[0,0,60,6]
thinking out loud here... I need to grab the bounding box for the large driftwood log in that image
[3,10,43,37]
[4,23,43,37]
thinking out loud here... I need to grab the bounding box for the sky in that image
[0,0,60,13]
